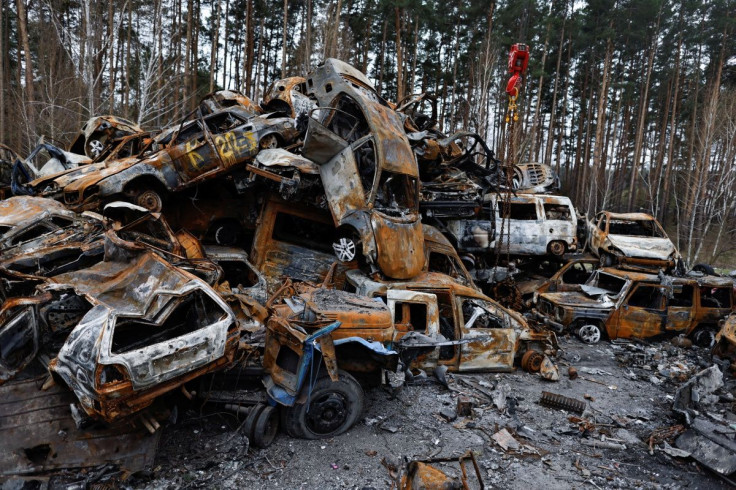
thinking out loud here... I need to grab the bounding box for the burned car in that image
[49,251,247,423]
[587,211,683,271]
[263,276,557,439]
[344,269,558,377]
[440,193,578,265]
[534,268,734,345]
[0,196,103,260]
[300,58,424,279]
[29,94,300,213]
[250,194,474,292]
[68,115,143,159]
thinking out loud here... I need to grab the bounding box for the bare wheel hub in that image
[136,190,163,213]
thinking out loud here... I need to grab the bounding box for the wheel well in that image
[123,176,168,196]
[259,132,284,147]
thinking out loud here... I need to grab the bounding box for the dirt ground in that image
[125,335,733,489]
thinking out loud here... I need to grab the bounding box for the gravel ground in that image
[134,336,733,489]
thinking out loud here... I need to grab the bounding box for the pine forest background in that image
[0,0,734,266]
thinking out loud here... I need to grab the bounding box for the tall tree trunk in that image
[408,15,418,95]
[107,0,115,109]
[627,10,661,210]
[555,34,572,179]
[544,14,566,167]
[590,29,613,212]
[378,19,387,93]
[660,34,682,224]
[394,7,404,101]
[16,0,34,137]
[281,0,288,75]
[210,0,221,91]
[530,5,552,161]
[125,3,132,117]
[223,0,230,86]
[244,0,254,97]
[305,0,311,72]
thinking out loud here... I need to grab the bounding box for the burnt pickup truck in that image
[534,267,734,345]
[263,278,558,439]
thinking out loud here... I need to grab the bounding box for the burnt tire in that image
[252,405,280,448]
[692,263,716,275]
[599,252,615,268]
[521,350,544,373]
[693,329,716,348]
[282,370,364,440]
[547,241,566,257]
[577,323,602,344]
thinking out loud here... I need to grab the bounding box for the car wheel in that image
[599,252,614,268]
[259,134,280,149]
[521,350,544,373]
[282,370,364,440]
[252,405,280,448]
[693,329,715,348]
[548,240,566,257]
[135,189,164,213]
[577,324,602,344]
[692,263,716,275]
[332,234,358,263]
[85,132,107,158]
[214,222,240,246]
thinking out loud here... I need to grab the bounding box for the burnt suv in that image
[534,268,733,345]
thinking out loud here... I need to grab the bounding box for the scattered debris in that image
[539,391,586,414]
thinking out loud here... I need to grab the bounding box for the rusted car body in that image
[28,94,300,213]
[444,193,577,258]
[534,268,734,344]
[713,314,736,362]
[300,58,424,279]
[262,77,316,119]
[49,251,246,423]
[344,269,558,376]
[0,196,103,261]
[68,115,143,158]
[587,211,682,270]
[250,194,475,292]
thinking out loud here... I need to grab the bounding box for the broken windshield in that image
[585,271,627,297]
[374,171,418,217]
[609,219,665,238]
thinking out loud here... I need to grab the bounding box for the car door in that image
[387,290,440,370]
[168,117,223,186]
[610,283,667,339]
[666,284,695,333]
[455,296,517,372]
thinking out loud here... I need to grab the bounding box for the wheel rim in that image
[136,190,163,212]
[87,139,105,157]
[549,241,565,256]
[306,392,349,435]
[529,353,544,372]
[260,134,279,149]
[578,324,601,344]
[333,237,356,262]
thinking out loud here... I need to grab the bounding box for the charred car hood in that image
[540,291,614,309]
[32,157,140,192]
[606,235,676,259]
[0,196,72,228]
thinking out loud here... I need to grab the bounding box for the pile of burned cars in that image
[0,59,569,476]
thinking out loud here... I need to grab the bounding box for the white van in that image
[446,193,578,257]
